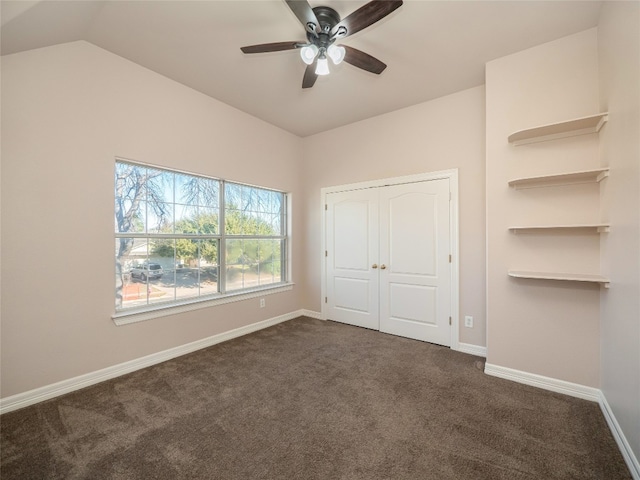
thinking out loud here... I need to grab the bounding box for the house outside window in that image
[115,159,287,313]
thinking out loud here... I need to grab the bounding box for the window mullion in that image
[281,194,287,282]
[223,235,286,240]
[219,180,227,294]
[115,233,221,240]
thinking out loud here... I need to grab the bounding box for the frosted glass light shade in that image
[300,45,318,65]
[327,45,345,65]
[315,57,330,75]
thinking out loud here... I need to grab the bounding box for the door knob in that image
[380,264,386,270]
[372,264,378,269]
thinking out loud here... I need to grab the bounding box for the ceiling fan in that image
[240,0,403,88]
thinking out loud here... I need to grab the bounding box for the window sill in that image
[112,283,294,326]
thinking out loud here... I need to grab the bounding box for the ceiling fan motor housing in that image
[307,6,343,48]
[313,6,341,32]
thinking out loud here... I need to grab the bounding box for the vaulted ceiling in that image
[1,1,603,136]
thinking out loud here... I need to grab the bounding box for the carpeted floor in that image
[0,317,631,479]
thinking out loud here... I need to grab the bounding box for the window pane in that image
[224,184,283,236]
[174,238,200,300]
[119,200,146,233]
[255,239,283,286]
[196,207,218,234]
[145,166,171,205]
[239,185,251,212]
[148,239,175,305]
[256,189,267,213]
[242,239,261,288]
[175,174,219,207]
[225,207,243,235]
[175,173,194,206]
[198,239,219,296]
[115,165,145,227]
[116,238,150,309]
[224,182,242,209]
[148,202,174,233]
[273,191,283,211]
[175,205,198,232]
[171,239,219,300]
[115,163,172,234]
[225,238,282,291]
[225,239,246,290]
[270,214,281,235]
[198,177,219,208]
[249,187,260,213]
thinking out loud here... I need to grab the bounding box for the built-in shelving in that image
[508,112,608,146]
[509,224,610,234]
[508,167,609,189]
[507,111,611,288]
[508,270,610,288]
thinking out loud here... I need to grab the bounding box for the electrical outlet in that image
[259,298,265,308]
[464,315,473,328]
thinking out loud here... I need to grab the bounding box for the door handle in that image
[380,264,386,270]
[372,264,378,269]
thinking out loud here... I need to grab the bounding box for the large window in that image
[115,159,287,312]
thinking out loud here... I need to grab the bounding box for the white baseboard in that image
[301,309,325,320]
[0,309,306,415]
[484,363,639,478]
[599,391,640,480]
[484,363,600,402]
[457,342,487,357]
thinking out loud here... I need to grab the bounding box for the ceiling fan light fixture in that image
[315,55,330,75]
[240,0,404,88]
[300,44,319,65]
[327,44,345,65]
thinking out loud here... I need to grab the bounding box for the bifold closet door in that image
[378,180,451,346]
[325,189,379,330]
[325,179,451,346]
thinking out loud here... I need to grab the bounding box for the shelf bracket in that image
[596,170,609,183]
[596,114,609,132]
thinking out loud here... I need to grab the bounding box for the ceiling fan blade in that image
[241,42,300,54]
[302,62,318,89]
[285,0,320,35]
[332,0,403,38]
[343,45,387,74]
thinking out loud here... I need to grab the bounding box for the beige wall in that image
[300,86,487,347]
[0,41,303,397]
[486,29,602,386]
[598,1,640,462]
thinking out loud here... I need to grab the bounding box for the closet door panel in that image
[325,189,379,330]
[379,180,451,346]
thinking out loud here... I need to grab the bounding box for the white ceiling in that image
[1,0,603,137]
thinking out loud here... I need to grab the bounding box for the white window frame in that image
[113,158,292,325]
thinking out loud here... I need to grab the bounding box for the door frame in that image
[321,169,460,351]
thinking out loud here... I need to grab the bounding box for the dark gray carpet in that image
[0,317,631,479]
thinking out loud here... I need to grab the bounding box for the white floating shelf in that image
[508,270,610,288]
[509,224,610,233]
[508,168,609,189]
[508,112,608,145]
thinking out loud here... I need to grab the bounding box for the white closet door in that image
[325,189,379,330]
[379,179,452,346]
